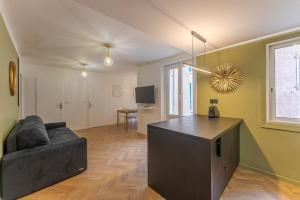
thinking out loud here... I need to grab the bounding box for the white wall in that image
[20,62,137,130]
[137,53,190,134]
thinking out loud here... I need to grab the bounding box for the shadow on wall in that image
[240,122,274,172]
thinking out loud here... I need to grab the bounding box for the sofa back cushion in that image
[17,115,50,150]
[5,120,24,153]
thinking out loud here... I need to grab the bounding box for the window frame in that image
[166,65,180,118]
[266,37,300,126]
[165,62,197,118]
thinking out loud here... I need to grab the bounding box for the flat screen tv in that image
[135,85,155,104]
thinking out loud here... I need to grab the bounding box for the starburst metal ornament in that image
[210,63,243,94]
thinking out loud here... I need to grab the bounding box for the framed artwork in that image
[112,85,122,97]
[9,61,17,96]
[18,58,20,106]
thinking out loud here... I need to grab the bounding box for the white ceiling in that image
[0,0,182,71]
[1,0,300,71]
[74,0,300,53]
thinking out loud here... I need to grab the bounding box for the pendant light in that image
[183,31,211,74]
[103,44,113,67]
[80,63,88,78]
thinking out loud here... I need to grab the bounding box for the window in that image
[267,38,300,125]
[181,66,194,116]
[166,63,196,117]
[168,68,179,116]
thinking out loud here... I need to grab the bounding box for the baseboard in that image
[137,132,147,135]
[240,163,300,185]
[137,129,147,135]
[74,123,125,131]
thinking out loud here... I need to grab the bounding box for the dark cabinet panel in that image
[211,126,240,200]
[148,127,212,200]
[148,115,241,200]
[211,139,226,200]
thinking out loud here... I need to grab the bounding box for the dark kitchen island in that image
[147,115,242,200]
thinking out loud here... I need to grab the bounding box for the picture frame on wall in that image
[112,85,122,97]
[18,57,20,106]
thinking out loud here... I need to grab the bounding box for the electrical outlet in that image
[210,99,218,104]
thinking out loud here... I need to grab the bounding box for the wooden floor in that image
[21,125,300,200]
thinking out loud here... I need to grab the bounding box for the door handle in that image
[57,103,63,110]
[88,102,92,108]
[216,138,221,157]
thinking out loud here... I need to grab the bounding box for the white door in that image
[166,63,196,118]
[21,75,36,118]
[88,74,106,128]
[63,74,88,130]
[36,76,64,123]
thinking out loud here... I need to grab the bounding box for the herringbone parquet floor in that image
[21,125,300,200]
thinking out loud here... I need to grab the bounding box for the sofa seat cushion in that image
[47,127,78,144]
[17,115,50,150]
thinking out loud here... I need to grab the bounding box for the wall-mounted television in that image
[135,85,155,104]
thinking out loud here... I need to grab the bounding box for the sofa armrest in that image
[44,122,66,130]
[1,138,87,200]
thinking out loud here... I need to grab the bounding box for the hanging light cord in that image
[191,32,207,67]
[106,47,109,57]
[144,0,217,50]
[203,42,206,66]
[192,35,194,66]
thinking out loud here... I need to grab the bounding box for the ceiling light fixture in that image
[103,44,113,67]
[80,63,88,78]
[183,63,211,74]
[183,31,211,74]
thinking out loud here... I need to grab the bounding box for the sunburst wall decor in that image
[210,63,243,94]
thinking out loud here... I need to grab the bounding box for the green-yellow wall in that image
[197,31,300,183]
[0,14,19,157]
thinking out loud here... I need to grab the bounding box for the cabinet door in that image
[221,126,240,185]
[211,126,239,200]
[211,138,227,200]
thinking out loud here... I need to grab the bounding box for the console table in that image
[148,115,242,200]
[117,109,138,130]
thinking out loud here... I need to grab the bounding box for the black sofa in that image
[1,115,87,200]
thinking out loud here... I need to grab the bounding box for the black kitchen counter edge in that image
[147,115,243,142]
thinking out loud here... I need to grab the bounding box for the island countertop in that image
[148,114,242,200]
[148,115,242,141]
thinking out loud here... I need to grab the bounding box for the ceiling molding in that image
[199,27,300,56]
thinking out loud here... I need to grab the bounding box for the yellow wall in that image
[0,14,19,157]
[197,31,300,183]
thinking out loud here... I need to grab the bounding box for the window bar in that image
[296,52,300,90]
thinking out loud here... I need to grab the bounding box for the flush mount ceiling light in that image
[80,63,88,78]
[103,44,113,67]
[183,31,211,74]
